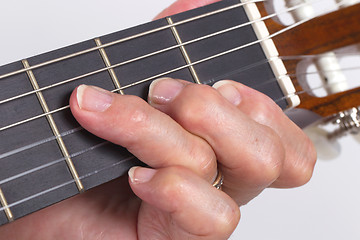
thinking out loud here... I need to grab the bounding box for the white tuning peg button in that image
[304,126,341,160]
[353,133,360,143]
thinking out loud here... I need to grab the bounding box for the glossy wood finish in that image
[258,2,360,117]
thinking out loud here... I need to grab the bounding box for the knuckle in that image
[216,205,241,236]
[246,128,285,186]
[112,96,150,145]
[289,135,317,186]
[158,168,188,208]
[249,99,281,125]
[175,84,223,129]
[188,140,217,181]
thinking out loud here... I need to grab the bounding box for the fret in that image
[0,0,301,226]
[22,40,144,191]
[171,0,289,110]
[0,115,75,221]
[60,125,142,190]
[241,0,299,108]
[22,60,84,193]
[0,62,45,131]
[166,17,201,84]
[100,18,194,99]
[0,62,59,157]
[27,40,115,112]
[95,38,125,95]
[0,188,13,222]
[1,161,78,220]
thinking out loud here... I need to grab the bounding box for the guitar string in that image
[1,0,341,83]
[0,0,313,106]
[0,0,342,83]
[0,64,358,213]
[0,127,83,160]
[0,141,108,186]
[1,50,359,134]
[0,0,264,81]
[0,30,358,165]
[0,0,356,211]
[208,63,360,88]
[2,66,354,215]
[4,57,357,133]
[280,52,360,60]
[0,0,339,132]
[1,60,359,133]
[0,72,355,213]
[0,67,358,187]
[0,155,136,212]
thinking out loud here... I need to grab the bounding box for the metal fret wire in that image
[0,0,357,188]
[0,0,309,106]
[0,155,135,212]
[0,0,353,159]
[0,75,356,213]
[0,0,354,211]
[0,72,355,190]
[0,127,82,160]
[0,0,324,132]
[0,141,108,186]
[0,0,263,81]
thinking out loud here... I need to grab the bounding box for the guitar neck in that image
[0,0,294,225]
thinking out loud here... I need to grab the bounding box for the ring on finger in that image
[212,169,224,190]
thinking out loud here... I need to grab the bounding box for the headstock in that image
[255,0,360,158]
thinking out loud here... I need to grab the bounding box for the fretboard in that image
[0,0,293,226]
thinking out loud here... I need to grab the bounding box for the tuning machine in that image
[327,106,360,139]
[304,106,360,159]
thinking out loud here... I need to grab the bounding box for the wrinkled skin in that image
[0,1,316,239]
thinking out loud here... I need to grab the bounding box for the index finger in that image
[69,85,218,182]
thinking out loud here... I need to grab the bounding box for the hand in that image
[0,0,316,239]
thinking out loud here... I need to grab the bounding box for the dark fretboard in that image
[0,0,289,225]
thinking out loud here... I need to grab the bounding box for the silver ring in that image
[212,170,224,190]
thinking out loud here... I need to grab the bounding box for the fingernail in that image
[77,85,113,112]
[213,81,242,106]
[128,167,157,184]
[148,78,185,105]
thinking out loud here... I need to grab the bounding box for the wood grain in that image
[258,3,360,117]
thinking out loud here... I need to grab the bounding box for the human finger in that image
[69,85,217,181]
[155,0,220,19]
[148,78,315,205]
[129,166,240,240]
[213,80,317,188]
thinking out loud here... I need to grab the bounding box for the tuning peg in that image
[353,133,360,143]
[303,126,341,160]
[336,0,360,8]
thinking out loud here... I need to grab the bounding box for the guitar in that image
[0,0,359,236]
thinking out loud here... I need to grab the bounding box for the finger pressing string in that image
[70,85,218,181]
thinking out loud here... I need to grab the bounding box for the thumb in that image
[128,166,240,239]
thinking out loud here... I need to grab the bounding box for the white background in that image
[0,1,359,239]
